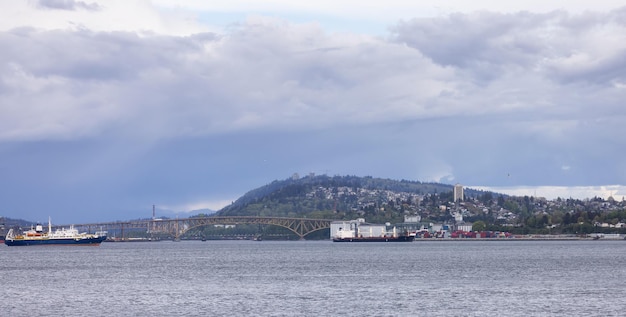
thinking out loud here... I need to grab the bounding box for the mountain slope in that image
[217,175,484,224]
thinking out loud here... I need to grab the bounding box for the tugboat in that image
[4,218,107,246]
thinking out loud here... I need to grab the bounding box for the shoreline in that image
[413,237,625,241]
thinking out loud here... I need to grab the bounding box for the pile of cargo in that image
[449,230,512,239]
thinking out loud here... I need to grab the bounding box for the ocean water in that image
[1,240,625,316]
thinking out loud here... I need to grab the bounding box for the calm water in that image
[1,240,625,316]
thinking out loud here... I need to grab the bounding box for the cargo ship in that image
[4,219,107,246]
[332,221,415,242]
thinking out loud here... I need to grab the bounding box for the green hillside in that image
[213,175,626,237]
[217,174,481,224]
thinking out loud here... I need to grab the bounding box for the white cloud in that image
[0,0,209,35]
[152,1,626,20]
[161,199,236,214]
[474,185,626,201]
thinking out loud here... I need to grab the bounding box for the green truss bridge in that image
[54,216,336,240]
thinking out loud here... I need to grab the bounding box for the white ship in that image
[4,218,107,246]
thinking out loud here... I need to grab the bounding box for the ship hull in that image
[5,236,106,246]
[333,236,415,242]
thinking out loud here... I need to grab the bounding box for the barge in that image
[332,220,415,242]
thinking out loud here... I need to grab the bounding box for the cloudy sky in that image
[1,0,625,223]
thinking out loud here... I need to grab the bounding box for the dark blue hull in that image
[333,236,415,242]
[4,236,106,246]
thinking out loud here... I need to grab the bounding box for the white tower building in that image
[454,184,464,202]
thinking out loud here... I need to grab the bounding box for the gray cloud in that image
[34,0,101,11]
[391,8,626,86]
[2,12,624,145]
[1,9,626,222]
[0,20,454,142]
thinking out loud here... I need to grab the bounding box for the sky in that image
[1,0,626,224]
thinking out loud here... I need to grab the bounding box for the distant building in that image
[457,223,473,232]
[454,183,464,202]
[292,173,300,180]
[404,215,421,223]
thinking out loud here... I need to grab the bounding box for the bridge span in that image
[54,216,336,240]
